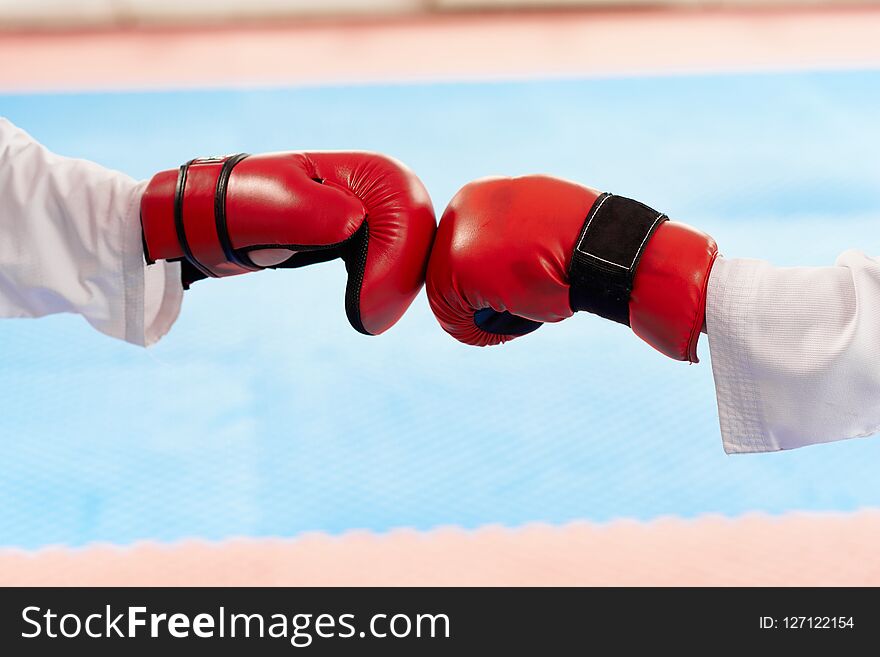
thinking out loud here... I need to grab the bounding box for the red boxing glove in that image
[141,152,436,335]
[426,176,718,361]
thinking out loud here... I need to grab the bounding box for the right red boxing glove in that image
[426,176,719,362]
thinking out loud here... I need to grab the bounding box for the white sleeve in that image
[705,251,880,453]
[0,117,182,346]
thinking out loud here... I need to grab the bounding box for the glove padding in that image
[426,175,718,361]
[141,151,436,335]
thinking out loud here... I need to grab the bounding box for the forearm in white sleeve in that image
[706,251,880,453]
[0,117,182,346]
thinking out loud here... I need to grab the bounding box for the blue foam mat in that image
[1,70,879,548]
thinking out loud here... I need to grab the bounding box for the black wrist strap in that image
[173,153,253,282]
[568,193,667,327]
[214,152,256,269]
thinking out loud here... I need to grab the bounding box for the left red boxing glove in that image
[141,151,436,335]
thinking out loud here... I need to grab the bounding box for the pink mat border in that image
[2,8,880,93]
[3,511,879,586]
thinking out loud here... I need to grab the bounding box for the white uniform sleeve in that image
[706,251,880,453]
[0,118,182,346]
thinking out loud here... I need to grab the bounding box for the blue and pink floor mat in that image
[1,10,879,583]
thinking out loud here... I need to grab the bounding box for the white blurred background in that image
[1,0,877,29]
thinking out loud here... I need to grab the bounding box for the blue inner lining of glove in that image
[473,308,542,336]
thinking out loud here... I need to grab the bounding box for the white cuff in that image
[706,254,880,453]
[119,181,183,347]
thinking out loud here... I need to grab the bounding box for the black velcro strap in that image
[214,153,257,270]
[568,193,667,326]
[173,158,215,280]
[174,154,255,279]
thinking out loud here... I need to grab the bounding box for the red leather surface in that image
[426,175,718,361]
[290,152,436,336]
[224,153,366,250]
[139,168,180,262]
[629,221,718,362]
[141,151,436,335]
[426,176,600,346]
